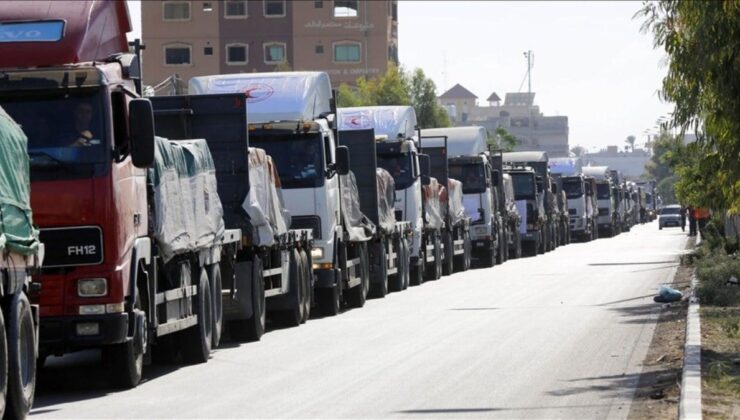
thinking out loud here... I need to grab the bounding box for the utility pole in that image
[524,50,533,95]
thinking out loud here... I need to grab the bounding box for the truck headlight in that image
[77,278,107,297]
[311,247,324,259]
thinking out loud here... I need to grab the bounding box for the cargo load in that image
[149,137,225,262]
[445,178,466,226]
[188,72,331,123]
[340,171,375,242]
[0,107,39,255]
[376,168,397,234]
[423,177,444,229]
[242,147,290,247]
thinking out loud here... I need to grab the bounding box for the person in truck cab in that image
[69,102,97,147]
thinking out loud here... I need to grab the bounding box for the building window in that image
[164,44,192,65]
[163,1,190,21]
[204,46,213,55]
[263,0,285,17]
[315,45,324,54]
[264,42,286,64]
[333,41,361,63]
[225,0,247,18]
[333,0,358,18]
[226,44,248,65]
[315,1,323,8]
[202,2,213,12]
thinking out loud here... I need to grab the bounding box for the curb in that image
[679,269,702,420]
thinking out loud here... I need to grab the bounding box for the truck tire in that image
[496,228,505,265]
[103,286,144,388]
[0,304,8,418]
[298,249,311,323]
[369,242,388,298]
[347,243,370,307]
[275,249,306,326]
[181,268,212,364]
[400,238,410,290]
[207,264,223,348]
[410,247,424,286]
[537,230,545,255]
[442,230,454,276]
[229,256,265,342]
[425,234,442,280]
[5,293,35,418]
[481,245,496,268]
[389,238,404,292]
[316,282,341,316]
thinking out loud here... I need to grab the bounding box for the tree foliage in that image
[625,135,636,152]
[570,146,586,157]
[638,1,740,212]
[336,64,450,128]
[494,126,518,152]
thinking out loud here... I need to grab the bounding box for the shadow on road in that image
[588,260,676,266]
[610,301,687,325]
[547,368,681,401]
[396,402,618,415]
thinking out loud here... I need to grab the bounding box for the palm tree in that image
[625,135,636,152]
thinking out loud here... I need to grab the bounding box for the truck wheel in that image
[410,248,424,286]
[182,268,212,364]
[537,230,545,255]
[442,231,454,276]
[316,282,341,316]
[207,264,223,348]
[389,238,404,292]
[103,284,145,388]
[347,243,370,307]
[368,241,388,297]
[298,249,311,323]
[229,256,265,342]
[275,249,306,326]
[400,238,410,290]
[425,235,442,280]
[515,232,522,259]
[496,231,504,265]
[5,293,35,418]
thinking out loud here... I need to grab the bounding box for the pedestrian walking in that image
[695,207,710,236]
[680,206,686,232]
[688,206,697,236]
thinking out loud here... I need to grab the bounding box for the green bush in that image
[696,251,740,306]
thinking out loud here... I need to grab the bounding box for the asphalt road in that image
[32,222,688,419]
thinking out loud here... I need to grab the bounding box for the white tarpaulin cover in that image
[422,177,444,229]
[338,106,418,140]
[549,157,582,176]
[420,126,487,157]
[150,137,225,262]
[445,178,466,225]
[340,171,375,241]
[376,168,397,234]
[241,147,290,247]
[188,72,332,123]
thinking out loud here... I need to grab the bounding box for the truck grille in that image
[568,208,577,215]
[39,226,104,268]
[291,216,321,239]
[598,208,609,216]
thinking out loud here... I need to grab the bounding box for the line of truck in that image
[0,2,658,416]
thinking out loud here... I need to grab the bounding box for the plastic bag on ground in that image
[423,177,444,229]
[376,168,397,234]
[653,285,683,303]
[241,147,290,247]
[149,137,225,262]
[0,107,39,256]
[340,171,375,241]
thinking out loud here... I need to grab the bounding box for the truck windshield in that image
[596,183,611,199]
[377,153,414,190]
[449,163,486,194]
[250,133,325,189]
[511,173,535,200]
[0,89,108,181]
[562,177,584,198]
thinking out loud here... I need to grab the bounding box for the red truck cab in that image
[0,1,153,358]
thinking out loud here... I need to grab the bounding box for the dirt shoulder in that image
[701,305,740,419]
[628,237,694,420]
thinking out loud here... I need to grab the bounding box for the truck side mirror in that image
[335,145,350,175]
[491,170,500,187]
[129,98,155,168]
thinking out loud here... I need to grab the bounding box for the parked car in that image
[658,205,683,229]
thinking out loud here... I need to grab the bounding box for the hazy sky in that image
[126,1,671,151]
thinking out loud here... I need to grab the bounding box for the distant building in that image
[584,147,651,179]
[141,0,398,91]
[438,84,570,157]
